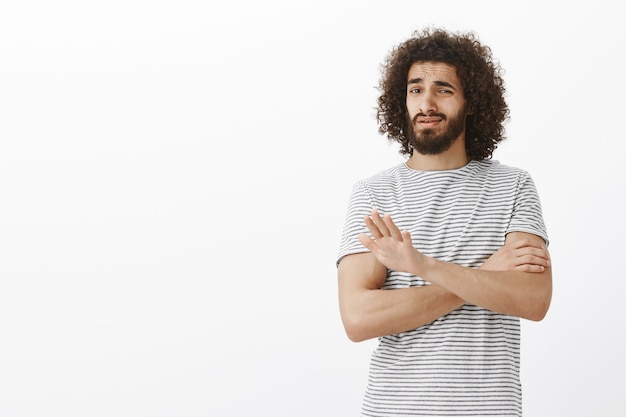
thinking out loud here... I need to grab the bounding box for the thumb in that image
[358,233,376,251]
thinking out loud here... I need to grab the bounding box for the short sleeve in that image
[336,181,376,267]
[506,172,549,246]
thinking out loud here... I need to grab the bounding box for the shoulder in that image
[475,160,534,184]
[354,163,407,189]
[477,159,529,175]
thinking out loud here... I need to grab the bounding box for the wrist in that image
[418,255,443,283]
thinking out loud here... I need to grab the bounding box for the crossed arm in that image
[337,209,552,342]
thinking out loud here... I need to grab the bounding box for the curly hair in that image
[376,27,510,160]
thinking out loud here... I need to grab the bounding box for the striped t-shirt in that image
[336,159,548,417]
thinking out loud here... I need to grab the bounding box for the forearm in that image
[358,211,553,321]
[420,256,552,321]
[339,284,464,342]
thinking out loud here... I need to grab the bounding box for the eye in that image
[408,88,422,94]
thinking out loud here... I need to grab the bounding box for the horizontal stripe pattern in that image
[337,160,547,416]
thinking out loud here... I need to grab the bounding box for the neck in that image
[406,138,470,171]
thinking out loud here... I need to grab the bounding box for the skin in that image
[337,62,552,342]
[405,61,470,170]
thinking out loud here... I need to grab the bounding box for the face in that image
[405,61,468,155]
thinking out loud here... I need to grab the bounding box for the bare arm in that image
[338,210,551,342]
[338,252,464,342]
[360,209,552,322]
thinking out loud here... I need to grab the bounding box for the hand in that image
[358,209,423,274]
[481,237,550,273]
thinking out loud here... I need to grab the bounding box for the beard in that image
[407,108,467,155]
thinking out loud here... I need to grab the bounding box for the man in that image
[336,28,552,416]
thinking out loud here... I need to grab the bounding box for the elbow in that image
[526,309,548,322]
[524,292,552,322]
[523,272,553,322]
[341,312,373,343]
[346,330,370,343]
[345,329,367,343]
[528,300,551,321]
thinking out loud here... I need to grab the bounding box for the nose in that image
[419,91,436,114]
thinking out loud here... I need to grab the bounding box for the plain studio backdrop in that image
[1,1,624,416]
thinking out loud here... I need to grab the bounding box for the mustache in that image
[412,112,447,124]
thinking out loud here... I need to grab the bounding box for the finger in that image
[370,209,391,237]
[400,230,413,247]
[517,250,550,266]
[363,215,383,239]
[509,246,551,263]
[519,254,550,268]
[358,233,378,251]
[382,213,403,240]
[507,238,544,251]
[516,264,545,273]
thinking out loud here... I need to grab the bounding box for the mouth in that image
[416,116,442,128]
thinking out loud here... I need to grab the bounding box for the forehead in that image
[407,61,460,85]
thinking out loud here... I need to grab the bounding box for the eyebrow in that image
[407,78,457,89]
